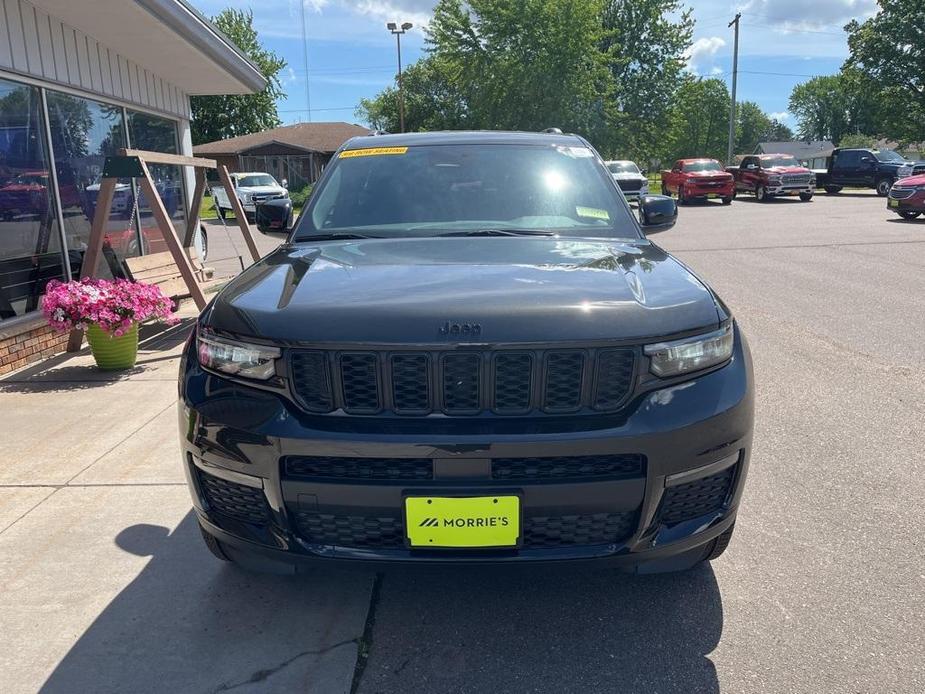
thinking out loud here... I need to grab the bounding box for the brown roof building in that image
[193,121,371,189]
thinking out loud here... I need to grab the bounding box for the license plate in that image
[707,193,718,198]
[889,199,899,208]
[405,495,520,548]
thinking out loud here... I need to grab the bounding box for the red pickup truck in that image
[726,154,815,202]
[660,159,734,205]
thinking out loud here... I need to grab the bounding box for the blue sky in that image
[190,0,877,129]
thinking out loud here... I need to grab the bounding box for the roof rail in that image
[542,127,563,134]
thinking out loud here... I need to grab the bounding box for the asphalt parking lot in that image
[1,190,923,693]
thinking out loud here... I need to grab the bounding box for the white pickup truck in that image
[211,172,289,220]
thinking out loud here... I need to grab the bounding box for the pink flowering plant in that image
[42,278,177,336]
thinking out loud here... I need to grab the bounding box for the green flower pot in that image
[86,323,139,370]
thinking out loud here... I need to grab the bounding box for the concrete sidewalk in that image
[0,309,374,694]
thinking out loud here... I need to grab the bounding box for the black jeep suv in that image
[179,131,754,574]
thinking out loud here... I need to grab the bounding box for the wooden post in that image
[217,164,261,262]
[137,160,207,309]
[66,178,117,351]
[184,168,207,248]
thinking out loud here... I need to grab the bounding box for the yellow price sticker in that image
[339,146,409,158]
[576,206,610,221]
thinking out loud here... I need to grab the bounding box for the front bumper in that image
[178,327,754,571]
[888,190,925,213]
[685,182,734,198]
[765,184,815,196]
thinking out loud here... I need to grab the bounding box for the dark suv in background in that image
[179,131,754,575]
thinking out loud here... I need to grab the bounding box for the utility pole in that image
[726,13,741,166]
[387,22,413,132]
[301,0,311,122]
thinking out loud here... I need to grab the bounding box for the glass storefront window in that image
[0,79,65,319]
[128,111,187,252]
[46,92,135,279]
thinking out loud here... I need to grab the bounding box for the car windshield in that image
[237,174,277,187]
[873,149,905,163]
[295,143,640,241]
[760,156,800,168]
[607,161,639,174]
[682,161,722,172]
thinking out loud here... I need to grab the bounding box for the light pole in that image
[387,21,413,132]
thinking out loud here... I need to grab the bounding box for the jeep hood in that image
[203,237,723,344]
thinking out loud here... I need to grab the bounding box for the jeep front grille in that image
[289,347,636,416]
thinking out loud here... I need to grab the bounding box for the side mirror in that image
[638,194,677,234]
[640,168,648,176]
[281,178,288,189]
[254,198,293,239]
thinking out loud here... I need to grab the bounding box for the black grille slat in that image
[391,354,430,413]
[296,512,403,548]
[289,351,334,412]
[524,512,637,548]
[492,454,644,481]
[442,354,481,414]
[284,457,433,481]
[594,349,635,409]
[293,511,639,549]
[198,471,268,524]
[289,348,636,416]
[544,351,585,411]
[659,465,737,525]
[493,353,533,413]
[340,353,381,413]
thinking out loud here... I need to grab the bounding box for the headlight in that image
[644,325,734,377]
[197,332,280,380]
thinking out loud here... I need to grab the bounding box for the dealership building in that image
[0,0,264,373]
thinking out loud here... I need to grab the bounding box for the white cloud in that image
[684,36,726,72]
[769,111,791,122]
[710,66,724,75]
[739,0,876,30]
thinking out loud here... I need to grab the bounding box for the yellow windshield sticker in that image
[340,146,408,158]
[576,206,610,221]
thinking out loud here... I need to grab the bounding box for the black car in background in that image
[179,130,754,575]
[814,147,925,196]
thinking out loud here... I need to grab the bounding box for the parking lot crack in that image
[211,637,359,692]
[350,572,384,694]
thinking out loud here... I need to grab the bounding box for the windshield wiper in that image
[298,233,382,242]
[438,228,554,237]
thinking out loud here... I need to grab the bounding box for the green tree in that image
[600,0,694,164]
[788,71,879,142]
[359,0,613,143]
[838,133,878,149]
[357,57,466,133]
[190,9,286,145]
[666,77,730,162]
[845,0,925,140]
[735,101,772,154]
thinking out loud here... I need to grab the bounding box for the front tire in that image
[824,185,842,195]
[899,210,922,220]
[678,184,688,205]
[876,177,893,197]
[721,195,733,205]
[799,192,813,202]
[755,185,769,202]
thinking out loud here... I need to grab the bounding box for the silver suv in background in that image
[605,160,649,201]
